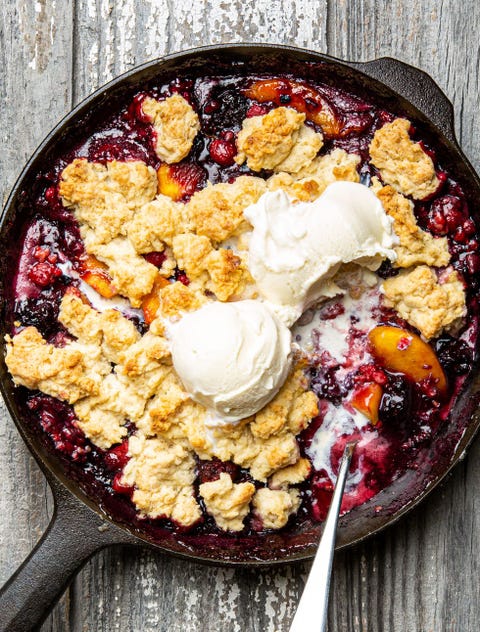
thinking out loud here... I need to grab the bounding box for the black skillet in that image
[1,44,480,632]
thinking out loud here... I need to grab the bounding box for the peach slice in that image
[351,382,383,425]
[158,164,183,201]
[157,162,206,201]
[244,78,344,138]
[141,274,170,324]
[79,255,117,299]
[368,326,447,395]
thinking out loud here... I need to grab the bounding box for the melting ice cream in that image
[244,182,397,325]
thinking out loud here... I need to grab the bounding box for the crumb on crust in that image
[369,118,440,200]
[121,433,201,526]
[142,95,200,164]
[186,176,266,243]
[199,472,255,532]
[383,265,466,340]
[374,183,450,268]
[4,327,107,404]
[205,248,253,301]
[59,291,141,363]
[269,458,312,489]
[267,148,360,201]
[59,159,158,244]
[89,237,159,308]
[252,487,301,530]
[159,281,207,318]
[250,367,318,439]
[236,107,323,172]
[127,195,188,253]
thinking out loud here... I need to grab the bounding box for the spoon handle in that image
[289,442,357,632]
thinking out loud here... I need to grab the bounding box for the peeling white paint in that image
[144,0,170,59]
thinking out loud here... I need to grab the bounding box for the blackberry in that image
[435,335,473,375]
[201,85,248,135]
[376,259,399,279]
[379,374,413,425]
[14,289,63,337]
[197,458,240,484]
[310,366,348,406]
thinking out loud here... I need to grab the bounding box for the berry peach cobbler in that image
[4,69,479,540]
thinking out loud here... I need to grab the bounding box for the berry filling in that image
[4,67,479,548]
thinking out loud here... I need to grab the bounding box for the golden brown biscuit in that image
[199,473,255,531]
[142,94,200,164]
[252,488,301,529]
[236,107,322,172]
[383,266,466,340]
[374,184,450,268]
[369,118,440,200]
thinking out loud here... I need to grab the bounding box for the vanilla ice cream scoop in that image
[169,300,292,424]
[244,182,397,325]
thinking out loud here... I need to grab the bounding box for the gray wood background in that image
[1,1,480,630]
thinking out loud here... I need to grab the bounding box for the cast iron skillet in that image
[1,44,480,632]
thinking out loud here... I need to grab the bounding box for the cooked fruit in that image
[79,255,117,298]
[157,162,206,201]
[351,382,383,425]
[209,138,237,166]
[245,78,343,137]
[141,274,170,324]
[368,326,447,395]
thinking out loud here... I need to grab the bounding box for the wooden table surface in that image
[1,1,480,630]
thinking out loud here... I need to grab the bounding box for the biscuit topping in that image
[142,94,200,164]
[235,107,323,172]
[5,71,476,539]
[369,118,440,200]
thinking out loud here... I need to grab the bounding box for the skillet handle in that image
[0,478,135,632]
[350,57,456,143]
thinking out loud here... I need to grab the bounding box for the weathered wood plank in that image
[1,1,480,631]
[326,0,480,169]
[0,1,74,631]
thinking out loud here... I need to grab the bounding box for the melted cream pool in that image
[293,282,383,483]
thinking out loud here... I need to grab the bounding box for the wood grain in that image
[1,1,479,631]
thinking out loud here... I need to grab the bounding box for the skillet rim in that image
[1,42,480,566]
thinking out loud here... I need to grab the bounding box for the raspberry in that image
[44,186,57,203]
[246,104,269,118]
[397,336,412,351]
[428,195,467,235]
[221,130,235,142]
[354,364,388,386]
[203,100,220,114]
[465,252,480,275]
[28,261,62,287]
[33,246,50,262]
[143,251,167,268]
[176,271,190,286]
[427,209,448,236]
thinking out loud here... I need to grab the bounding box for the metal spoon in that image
[289,441,357,632]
